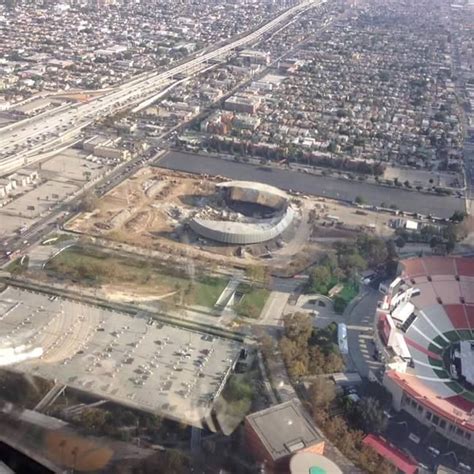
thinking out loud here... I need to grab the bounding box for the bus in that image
[338,323,348,355]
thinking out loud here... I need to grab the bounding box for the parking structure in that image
[0,286,241,428]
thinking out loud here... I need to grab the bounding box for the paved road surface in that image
[158,151,464,218]
[345,288,383,378]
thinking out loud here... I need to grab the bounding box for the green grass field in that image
[234,283,270,319]
[41,234,74,246]
[45,246,227,308]
[6,256,29,275]
[333,281,359,314]
[338,282,359,303]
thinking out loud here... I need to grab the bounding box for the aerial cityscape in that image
[0,0,473,472]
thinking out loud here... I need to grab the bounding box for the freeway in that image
[0,0,324,177]
[157,151,465,218]
[0,144,164,269]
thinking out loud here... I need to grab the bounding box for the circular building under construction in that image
[189,180,295,245]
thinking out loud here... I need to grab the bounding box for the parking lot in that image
[0,286,242,428]
[0,180,79,219]
[0,214,32,238]
[40,148,110,183]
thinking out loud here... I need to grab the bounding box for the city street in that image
[345,288,383,378]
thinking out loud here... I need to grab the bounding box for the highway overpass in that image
[0,0,325,177]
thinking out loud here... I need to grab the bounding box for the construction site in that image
[66,167,395,273]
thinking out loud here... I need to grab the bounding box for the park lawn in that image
[41,233,74,245]
[45,246,227,308]
[6,256,29,275]
[333,281,359,314]
[191,275,228,308]
[235,283,270,319]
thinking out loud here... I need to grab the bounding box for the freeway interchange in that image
[0,0,324,177]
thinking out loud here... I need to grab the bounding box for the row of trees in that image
[279,314,344,379]
[310,233,394,286]
[308,379,395,474]
[221,373,255,418]
[307,234,397,311]
[204,135,386,176]
[395,220,467,254]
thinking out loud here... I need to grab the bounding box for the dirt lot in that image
[66,168,396,274]
[69,167,218,247]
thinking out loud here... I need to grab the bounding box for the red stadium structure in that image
[363,434,418,474]
[376,256,474,449]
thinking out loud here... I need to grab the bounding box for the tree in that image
[430,235,442,248]
[359,445,396,474]
[446,239,455,254]
[79,191,99,212]
[280,313,313,378]
[340,252,367,275]
[351,397,387,434]
[138,449,190,474]
[308,265,332,294]
[183,282,195,305]
[283,313,313,344]
[356,234,388,267]
[354,195,365,205]
[333,296,347,314]
[225,375,253,401]
[450,210,466,223]
[394,236,406,248]
[364,381,393,408]
[79,408,108,432]
[246,264,269,285]
[260,333,275,358]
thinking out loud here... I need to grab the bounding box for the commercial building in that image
[224,94,261,114]
[0,178,14,198]
[238,49,270,66]
[245,399,325,473]
[83,135,130,161]
[376,256,474,449]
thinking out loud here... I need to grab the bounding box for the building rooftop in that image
[0,286,241,429]
[246,399,323,461]
[363,434,418,474]
[289,452,342,474]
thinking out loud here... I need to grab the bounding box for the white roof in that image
[392,331,411,359]
[405,219,418,230]
[460,340,474,385]
[391,301,414,324]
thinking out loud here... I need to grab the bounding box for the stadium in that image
[376,256,474,449]
[189,180,295,245]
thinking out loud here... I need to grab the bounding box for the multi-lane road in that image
[0,0,324,177]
